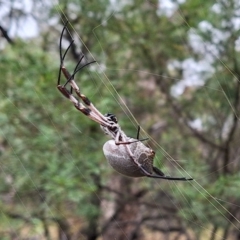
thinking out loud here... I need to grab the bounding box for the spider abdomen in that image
[103,139,155,177]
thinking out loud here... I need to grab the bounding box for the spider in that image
[57,22,193,181]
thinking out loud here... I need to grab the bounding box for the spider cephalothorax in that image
[105,113,118,123]
[57,21,193,181]
[100,113,120,139]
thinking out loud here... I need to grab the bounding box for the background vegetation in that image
[0,0,240,239]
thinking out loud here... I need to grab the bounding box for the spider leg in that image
[57,85,113,127]
[136,125,140,139]
[63,57,96,88]
[62,63,115,128]
[67,77,110,124]
[57,23,115,128]
[136,125,149,142]
[142,165,193,181]
[57,21,74,85]
[61,55,84,86]
[151,166,193,180]
[152,166,165,176]
[147,174,193,181]
[113,125,148,145]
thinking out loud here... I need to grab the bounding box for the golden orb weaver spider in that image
[57,22,193,181]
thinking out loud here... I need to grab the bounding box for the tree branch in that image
[156,78,226,151]
[0,25,14,44]
[222,38,240,173]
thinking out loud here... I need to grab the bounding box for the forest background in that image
[0,0,240,239]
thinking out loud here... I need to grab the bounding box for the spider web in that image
[0,0,240,239]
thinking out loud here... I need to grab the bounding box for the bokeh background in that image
[0,0,240,239]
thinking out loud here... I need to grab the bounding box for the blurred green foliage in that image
[0,0,240,239]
